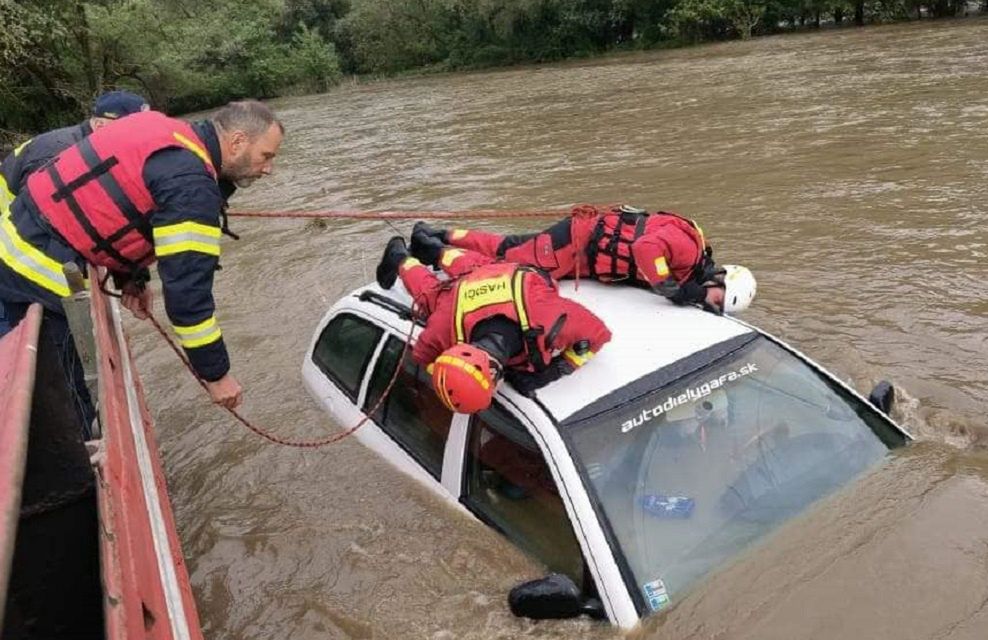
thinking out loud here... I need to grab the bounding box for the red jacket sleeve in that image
[553,298,611,368]
[632,223,704,287]
[412,314,450,365]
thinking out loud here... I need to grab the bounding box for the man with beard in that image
[0,100,283,429]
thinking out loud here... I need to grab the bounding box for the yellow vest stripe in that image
[511,269,530,332]
[153,222,222,258]
[453,267,534,342]
[0,175,14,215]
[0,214,70,297]
[173,315,223,349]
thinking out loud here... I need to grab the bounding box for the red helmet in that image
[429,344,497,414]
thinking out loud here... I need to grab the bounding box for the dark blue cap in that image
[92,90,149,120]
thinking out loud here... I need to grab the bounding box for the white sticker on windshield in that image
[621,363,759,434]
[643,577,670,611]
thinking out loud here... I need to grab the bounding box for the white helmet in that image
[720,265,756,314]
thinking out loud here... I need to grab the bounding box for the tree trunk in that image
[834,7,844,24]
[73,1,98,95]
[854,0,865,25]
[615,15,634,44]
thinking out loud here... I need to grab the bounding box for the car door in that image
[459,402,593,592]
[362,333,456,484]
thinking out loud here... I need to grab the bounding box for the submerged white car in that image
[302,279,910,629]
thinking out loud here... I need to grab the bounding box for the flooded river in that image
[128,16,988,639]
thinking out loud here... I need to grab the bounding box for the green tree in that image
[337,0,453,73]
[0,0,86,136]
[669,0,766,40]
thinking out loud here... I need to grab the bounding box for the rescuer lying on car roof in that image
[375,235,612,412]
[412,203,757,314]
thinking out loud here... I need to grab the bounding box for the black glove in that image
[505,358,576,397]
[655,279,707,306]
[111,267,151,292]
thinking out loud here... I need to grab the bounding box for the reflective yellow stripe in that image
[654,256,670,278]
[511,269,530,332]
[153,221,221,257]
[453,268,533,342]
[450,229,467,240]
[563,347,594,368]
[435,354,491,390]
[399,257,421,272]
[172,132,214,172]
[0,214,70,297]
[173,315,222,349]
[12,138,32,157]
[0,175,14,215]
[453,271,514,342]
[440,248,465,268]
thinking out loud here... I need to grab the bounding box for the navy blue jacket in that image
[0,121,92,209]
[141,120,235,382]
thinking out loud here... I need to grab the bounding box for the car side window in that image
[463,404,586,588]
[312,313,383,400]
[364,336,453,479]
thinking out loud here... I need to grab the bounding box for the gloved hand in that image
[505,358,576,397]
[111,267,151,291]
[655,279,707,307]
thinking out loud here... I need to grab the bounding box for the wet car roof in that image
[531,281,753,422]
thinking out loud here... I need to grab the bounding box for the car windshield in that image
[562,335,907,615]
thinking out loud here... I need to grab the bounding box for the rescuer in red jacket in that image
[412,204,757,314]
[375,237,612,413]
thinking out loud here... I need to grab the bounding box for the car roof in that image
[531,280,754,422]
[350,278,754,424]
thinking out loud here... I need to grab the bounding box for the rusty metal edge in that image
[0,303,43,627]
[91,269,204,640]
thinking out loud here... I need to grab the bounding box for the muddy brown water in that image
[127,17,988,639]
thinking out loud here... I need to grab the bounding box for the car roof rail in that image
[357,290,426,326]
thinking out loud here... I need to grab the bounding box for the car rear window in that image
[312,313,383,400]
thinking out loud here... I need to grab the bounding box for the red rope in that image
[227,209,565,220]
[145,310,414,449]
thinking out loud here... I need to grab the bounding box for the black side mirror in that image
[508,573,606,621]
[868,380,895,414]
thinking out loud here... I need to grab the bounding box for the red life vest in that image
[26,111,217,273]
[451,263,561,372]
[586,206,712,284]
